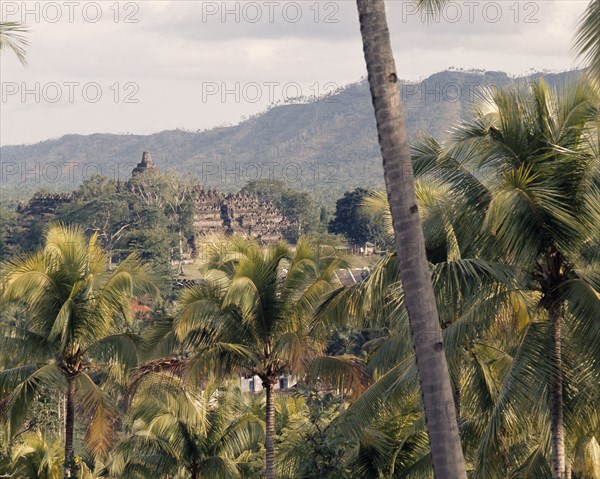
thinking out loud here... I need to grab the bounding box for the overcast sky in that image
[0,0,588,146]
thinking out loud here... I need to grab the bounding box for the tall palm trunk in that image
[107,245,113,271]
[550,306,566,479]
[177,227,185,276]
[264,378,276,479]
[64,376,76,479]
[565,465,572,479]
[191,458,202,479]
[355,1,467,477]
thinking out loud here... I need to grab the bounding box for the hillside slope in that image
[0,69,581,201]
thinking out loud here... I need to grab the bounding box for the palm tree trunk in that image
[356,1,467,477]
[64,376,76,479]
[177,227,185,276]
[550,306,566,479]
[191,458,202,479]
[565,465,572,479]
[264,378,276,479]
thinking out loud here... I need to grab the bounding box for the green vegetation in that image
[1,225,161,477]
[326,78,600,479]
[574,0,600,86]
[328,188,387,247]
[2,0,599,475]
[172,238,359,478]
[108,380,264,479]
[0,70,584,204]
[2,172,381,269]
[1,67,598,479]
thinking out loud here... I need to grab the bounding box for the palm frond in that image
[0,363,65,440]
[308,355,371,400]
[573,0,600,85]
[87,333,143,373]
[330,356,419,438]
[0,21,29,65]
[75,372,118,459]
[473,322,553,479]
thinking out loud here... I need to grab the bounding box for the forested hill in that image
[0,69,581,202]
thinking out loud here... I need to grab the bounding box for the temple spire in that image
[131,151,156,176]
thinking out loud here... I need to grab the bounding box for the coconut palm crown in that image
[172,237,363,479]
[0,224,161,479]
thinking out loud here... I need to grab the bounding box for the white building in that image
[240,374,295,393]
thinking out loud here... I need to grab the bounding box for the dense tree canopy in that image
[1,76,598,479]
[328,188,385,246]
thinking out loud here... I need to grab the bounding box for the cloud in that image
[0,0,588,145]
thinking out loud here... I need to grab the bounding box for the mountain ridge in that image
[0,69,582,202]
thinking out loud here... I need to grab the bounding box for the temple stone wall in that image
[17,193,74,218]
[130,153,291,244]
[192,187,290,243]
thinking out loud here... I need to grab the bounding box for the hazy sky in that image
[0,0,588,146]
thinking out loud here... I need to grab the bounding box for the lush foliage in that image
[1,80,598,479]
[328,188,386,247]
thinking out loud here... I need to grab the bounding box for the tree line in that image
[0,171,391,269]
[1,78,599,479]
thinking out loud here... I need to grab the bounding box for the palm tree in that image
[0,224,160,479]
[110,376,264,479]
[276,388,353,479]
[573,0,600,86]
[355,0,467,476]
[447,79,599,479]
[172,238,365,479]
[318,78,599,478]
[372,79,598,478]
[318,183,516,475]
[0,21,29,65]
[2,433,62,479]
